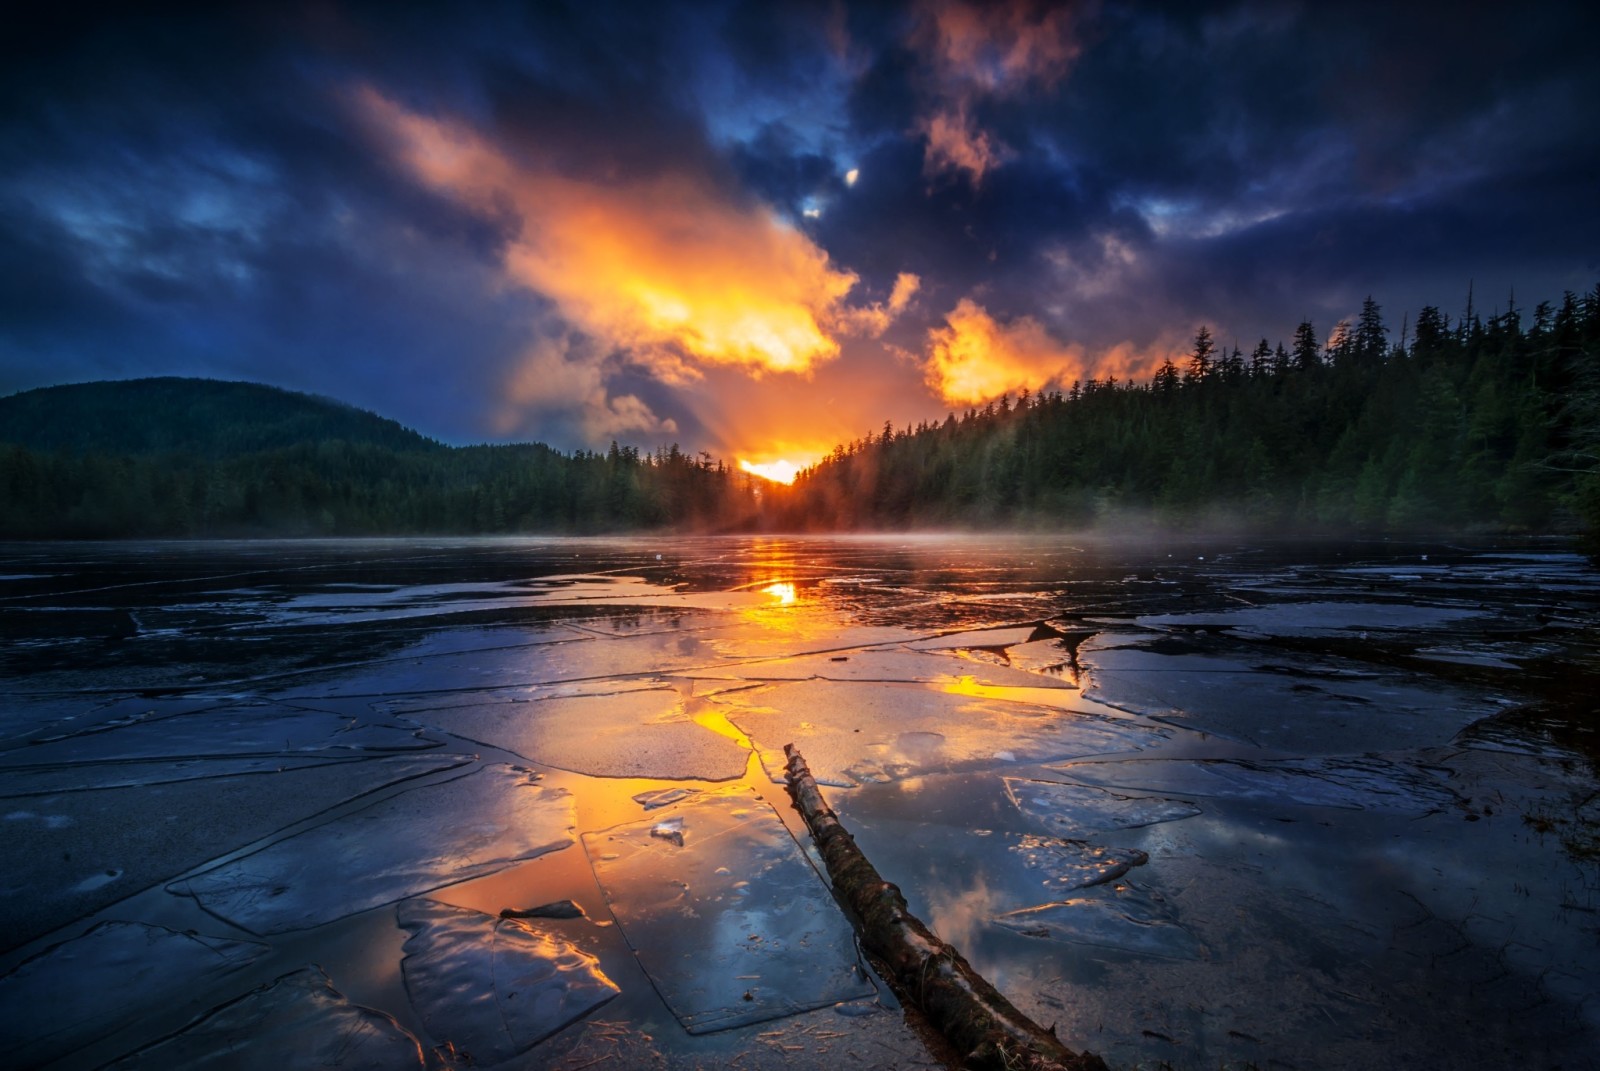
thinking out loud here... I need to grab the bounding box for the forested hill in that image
[3,282,1599,544]
[769,285,1600,543]
[0,378,761,537]
[0,377,440,457]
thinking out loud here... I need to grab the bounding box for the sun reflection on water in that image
[762,581,798,605]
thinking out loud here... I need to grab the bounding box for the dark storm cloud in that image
[1,0,1595,452]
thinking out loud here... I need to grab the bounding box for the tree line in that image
[2,283,1598,546]
[768,284,1600,551]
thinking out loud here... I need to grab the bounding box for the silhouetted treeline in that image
[0,380,763,537]
[769,285,1600,548]
[4,283,1600,544]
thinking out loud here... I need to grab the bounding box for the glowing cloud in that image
[926,299,1079,403]
[924,299,1167,406]
[358,88,873,382]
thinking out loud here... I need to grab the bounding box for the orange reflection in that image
[692,708,753,749]
[762,581,798,605]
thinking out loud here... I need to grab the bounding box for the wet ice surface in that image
[584,789,875,1033]
[170,763,575,934]
[2,535,1599,1070]
[0,922,268,1066]
[105,967,425,1070]
[397,898,618,1062]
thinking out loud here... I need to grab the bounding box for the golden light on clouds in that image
[925,299,1167,406]
[359,87,879,380]
[926,298,1080,403]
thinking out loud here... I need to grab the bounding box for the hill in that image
[0,377,442,458]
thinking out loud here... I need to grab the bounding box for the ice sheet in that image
[1005,777,1202,834]
[169,763,575,934]
[1080,641,1499,751]
[717,679,1160,787]
[408,688,750,780]
[104,967,425,1070]
[583,789,874,1033]
[0,921,269,1067]
[1134,601,1486,636]
[397,898,618,1062]
[1053,756,1460,814]
[0,704,440,768]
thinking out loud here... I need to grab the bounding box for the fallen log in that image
[783,743,1107,1071]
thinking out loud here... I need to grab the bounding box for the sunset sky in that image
[2,1,1596,471]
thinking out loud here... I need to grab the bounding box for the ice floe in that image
[1051,756,1459,815]
[0,921,269,1067]
[1005,777,1202,834]
[169,763,574,934]
[104,967,424,1070]
[405,689,749,780]
[583,789,873,1032]
[397,898,618,1062]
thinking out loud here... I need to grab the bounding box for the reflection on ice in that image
[406,689,750,780]
[1054,755,1460,814]
[583,790,874,1033]
[170,764,574,934]
[397,898,618,1062]
[1009,834,1149,891]
[104,967,424,1070]
[719,679,1160,787]
[0,921,268,1067]
[994,885,1204,960]
[1006,777,1202,834]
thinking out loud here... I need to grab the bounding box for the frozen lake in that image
[1,535,1597,1069]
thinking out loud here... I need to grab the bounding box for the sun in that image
[739,458,801,485]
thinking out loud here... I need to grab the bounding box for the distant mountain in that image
[0,377,442,457]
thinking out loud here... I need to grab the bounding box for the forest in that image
[2,283,1598,547]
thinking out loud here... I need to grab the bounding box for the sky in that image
[2,1,1597,474]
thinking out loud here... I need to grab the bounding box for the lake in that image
[1,535,1596,1069]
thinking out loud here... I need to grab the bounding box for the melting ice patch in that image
[1053,756,1460,815]
[0,921,269,1067]
[1006,777,1201,835]
[583,790,873,1033]
[397,899,618,1062]
[104,967,424,1070]
[169,763,574,934]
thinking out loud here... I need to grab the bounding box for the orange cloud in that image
[925,299,1166,405]
[356,87,877,381]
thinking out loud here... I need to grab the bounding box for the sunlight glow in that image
[762,581,798,605]
[740,458,802,484]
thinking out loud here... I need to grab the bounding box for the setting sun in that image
[739,458,802,484]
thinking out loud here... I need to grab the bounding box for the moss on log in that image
[783,743,1107,1071]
